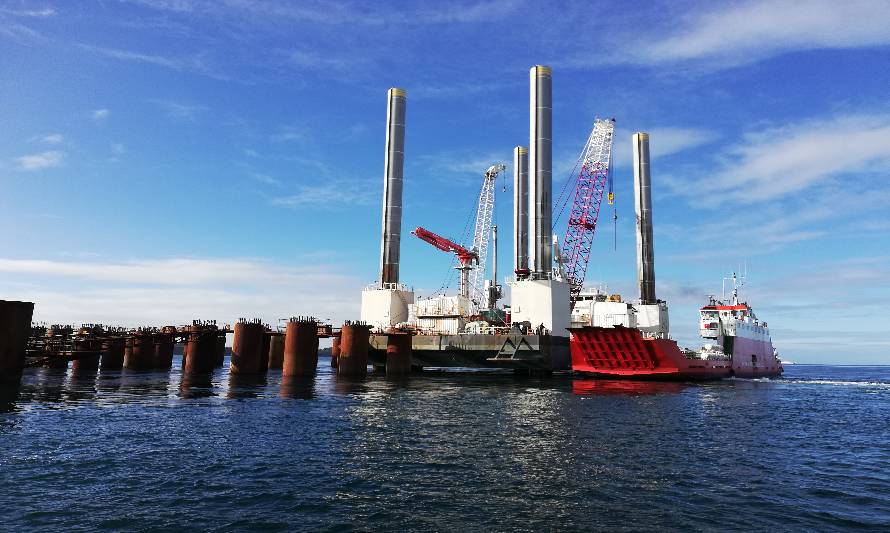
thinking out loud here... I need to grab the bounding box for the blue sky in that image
[1,0,889,364]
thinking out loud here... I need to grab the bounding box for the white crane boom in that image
[468,163,505,309]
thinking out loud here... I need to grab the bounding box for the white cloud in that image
[287,50,354,71]
[127,0,195,13]
[272,181,377,208]
[17,150,64,170]
[616,0,890,67]
[79,44,229,80]
[92,108,110,120]
[250,172,281,186]
[422,0,521,24]
[0,7,56,17]
[612,127,713,168]
[414,150,508,186]
[39,133,64,144]
[151,100,208,121]
[270,125,306,143]
[0,256,363,327]
[0,257,318,286]
[81,43,183,69]
[682,112,890,204]
[126,0,520,26]
[412,81,512,100]
[111,142,126,154]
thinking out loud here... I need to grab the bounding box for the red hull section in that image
[570,326,781,380]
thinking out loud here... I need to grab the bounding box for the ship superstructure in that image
[697,273,780,377]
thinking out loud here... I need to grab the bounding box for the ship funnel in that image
[633,132,656,304]
[529,65,552,279]
[513,146,529,277]
[379,88,407,285]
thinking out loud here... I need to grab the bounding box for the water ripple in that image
[0,363,888,530]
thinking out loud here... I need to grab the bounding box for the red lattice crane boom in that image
[562,118,615,301]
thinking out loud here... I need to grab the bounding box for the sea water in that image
[1,361,888,530]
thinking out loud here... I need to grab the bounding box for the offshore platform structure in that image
[361,88,415,331]
[561,118,616,304]
[362,65,573,372]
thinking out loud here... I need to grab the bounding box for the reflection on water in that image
[572,378,689,396]
[118,369,173,398]
[0,379,20,413]
[333,374,372,397]
[280,376,315,399]
[226,374,268,399]
[179,374,216,399]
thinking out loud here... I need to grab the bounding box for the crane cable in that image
[609,156,617,251]
[433,176,482,296]
[552,139,589,230]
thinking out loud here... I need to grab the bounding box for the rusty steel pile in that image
[1,300,415,387]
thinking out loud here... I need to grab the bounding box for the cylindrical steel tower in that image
[513,146,529,277]
[529,66,552,278]
[633,132,656,304]
[379,87,407,286]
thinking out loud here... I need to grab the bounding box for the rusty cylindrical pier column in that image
[230,320,265,374]
[386,332,412,376]
[124,332,155,370]
[184,331,217,374]
[337,323,370,377]
[282,319,318,378]
[71,329,101,374]
[330,335,341,368]
[154,331,175,370]
[0,300,34,380]
[268,335,285,369]
[99,337,125,370]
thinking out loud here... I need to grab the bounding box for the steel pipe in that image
[633,132,656,304]
[380,87,407,285]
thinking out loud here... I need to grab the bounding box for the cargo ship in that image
[569,133,782,380]
[569,280,782,379]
